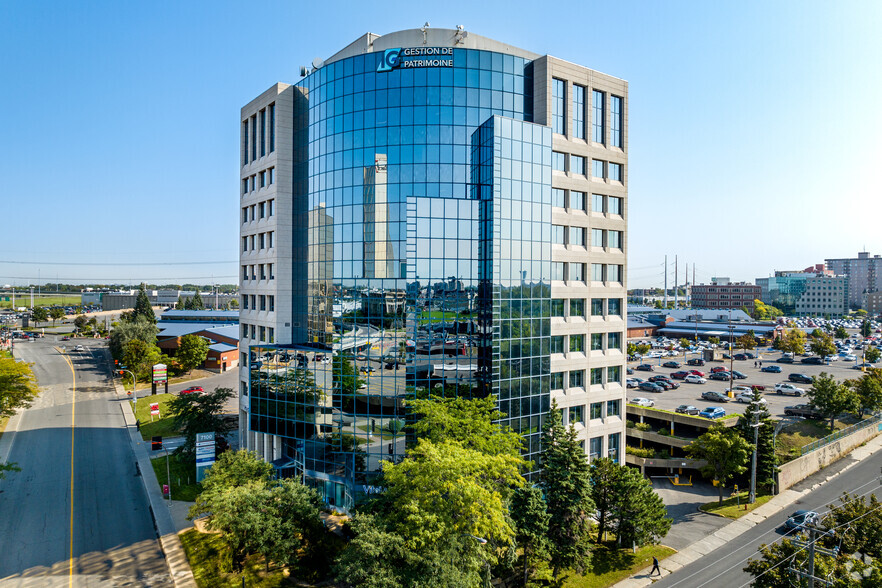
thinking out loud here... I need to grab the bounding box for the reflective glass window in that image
[592,90,605,143]
[573,84,585,139]
[552,78,566,134]
[611,95,623,148]
[591,333,603,350]
[608,230,622,249]
[592,229,604,247]
[608,366,622,384]
[607,264,622,283]
[569,262,584,282]
[591,298,604,316]
[552,225,565,244]
[589,436,602,460]
[569,298,585,318]
[590,367,603,385]
[593,159,604,178]
[593,193,605,213]
[550,335,564,354]
[551,299,565,317]
[552,262,565,280]
[569,226,585,247]
[569,334,584,353]
[551,372,565,390]
[590,402,603,419]
[606,399,620,417]
[609,162,623,182]
[570,191,585,212]
[608,196,621,215]
[608,298,622,316]
[569,370,584,388]
[552,188,566,207]
[608,332,622,350]
[571,155,585,175]
[591,263,604,282]
[552,151,566,171]
[570,405,585,425]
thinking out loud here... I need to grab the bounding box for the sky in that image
[1,0,881,289]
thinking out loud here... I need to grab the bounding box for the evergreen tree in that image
[134,283,155,323]
[175,295,185,310]
[540,401,593,579]
[687,425,751,504]
[737,392,777,492]
[610,466,671,548]
[190,290,205,310]
[511,486,550,586]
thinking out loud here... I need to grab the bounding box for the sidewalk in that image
[612,433,882,587]
[113,379,198,588]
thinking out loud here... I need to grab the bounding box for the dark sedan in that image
[638,381,664,393]
[670,371,690,380]
[675,405,700,415]
[635,364,655,372]
[761,365,782,373]
[731,371,747,379]
[789,373,814,384]
[777,356,794,364]
[662,361,681,369]
[708,372,731,381]
[687,358,706,366]
[801,357,826,365]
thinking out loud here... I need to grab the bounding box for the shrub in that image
[635,422,651,432]
[626,446,655,458]
[658,428,670,436]
[626,420,636,429]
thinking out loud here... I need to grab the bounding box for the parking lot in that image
[627,351,876,419]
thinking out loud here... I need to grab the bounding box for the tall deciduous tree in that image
[847,369,882,415]
[73,314,88,332]
[0,359,39,479]
[810,331,837,360]
[121,339,165,382]
[169,386,236,458]
[834,326,849,339]
[687,424,751,504]
[808,372,860,429]
[31,306,48,324]
[866,346,882,364]
[109,316,158,360]
[49,307,65,326]
[407,395,522,458]
[861,319,872,338]
[177,334,209,373]
[778,329,807,355]
[540,401,593,579]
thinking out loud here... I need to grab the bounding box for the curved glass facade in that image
[244,37,628,511]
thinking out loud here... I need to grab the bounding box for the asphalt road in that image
[627,350,874,419]
[0,337,171,586]
[652,442,882,587]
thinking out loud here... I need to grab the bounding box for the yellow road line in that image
[61,351,76,586]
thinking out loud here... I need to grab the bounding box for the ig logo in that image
[377,48,402,72]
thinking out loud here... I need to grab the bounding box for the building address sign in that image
[378,47,453,72]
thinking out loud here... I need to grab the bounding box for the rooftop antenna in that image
[455,24,469,44]
[421,22,430,44]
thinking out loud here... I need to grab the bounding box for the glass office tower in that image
[239,28,628,510]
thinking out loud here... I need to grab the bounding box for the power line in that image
[0,260,236,266]
[0,275,238,282]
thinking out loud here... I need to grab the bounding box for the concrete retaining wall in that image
[778,422,882,491]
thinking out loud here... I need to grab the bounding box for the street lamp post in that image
[119,368,138,404]
[749,412,760,504]
[728,313,735,398]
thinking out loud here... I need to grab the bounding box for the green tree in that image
[121,339,165,383]
[861,319,872,338]
[199,483,266,571]
[678,337,692,349]
[380,438,524,551]
[0,359,39,479]
[708,337,721,346]
[540,401,593,579]
[737,392,777,492]
[73,314,88,332]
[189,290,205,310]
[738,333,757,353]
[175,295,185,310]
[589,457,619,543]
[169,386,236,459]
[407,395,522,458]
[31,306,48,324]
[835,326,849,339]
[511,486,550,586]
[810,331,837,360]
[254,478,326,569]
[866,346,881,364]
[847,369,882,415]
[744,538,871,588]
[177,334,209,373]
[133,283,156,323]
[636,343,651,356]
[808,372,860,429]
[49,307,65,326]
[609,466,671,548]
[778,329,807,355]
[228,297,239,309]
[192,448,273,507]
[109,316,158,360]
[333,355,363,396]
[687,425,751,504]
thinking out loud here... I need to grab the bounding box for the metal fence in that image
[801,414,882,455]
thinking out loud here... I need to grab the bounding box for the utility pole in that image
[788,517,834,587]
[675,256,679,308]
[749,410,759,504]
[664,255,668,308]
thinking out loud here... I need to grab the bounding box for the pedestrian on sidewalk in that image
[650,556,661,576]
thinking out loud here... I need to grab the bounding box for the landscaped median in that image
[699,491,773,519]
[131,393,178,440]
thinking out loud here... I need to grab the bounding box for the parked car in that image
[630,397,655,407]
[784,510,819,530]
[784,404,823,418]
[699,407,727,419]
[736,391,767,404]
[179,386,204,395]
[635,364,655,372]
[840,354,857,362]
[74,345,85,352]
[731,371,747,380]
[675,405,700,415]
[61,336,70,341]
[710,366,729,374]
[854,362,875,370]
[731,385,754,395]
[626,378,641,388]
[687,358,706,366]
[789,373,814,384]
[662,361,681,369]
[708,372,731,381]
[670,371,690,380]
[801,357,826,365]
[761,365,782,373]
[775,382,806,396]
[687,370,706,377]
[650,376,680,389]
[733,353,748,361]
[685,374,707,384]
[638,381,664,393]
[701,390,731,402]
[777,356,794,364]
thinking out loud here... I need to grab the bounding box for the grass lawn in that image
[150,452,202,502]
[0,295,82,309]
[132,393,179,441]
[775,418,855,463]
[562,544,677,588]
[699,491,774,518]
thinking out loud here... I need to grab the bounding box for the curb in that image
[611,432,882,587]
[106,350,198,588]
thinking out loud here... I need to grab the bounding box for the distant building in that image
[825,252,882,309]
[98,290,236,311]
[690,280,761,312]
[863,291,882,317]
[757,272,847,317]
